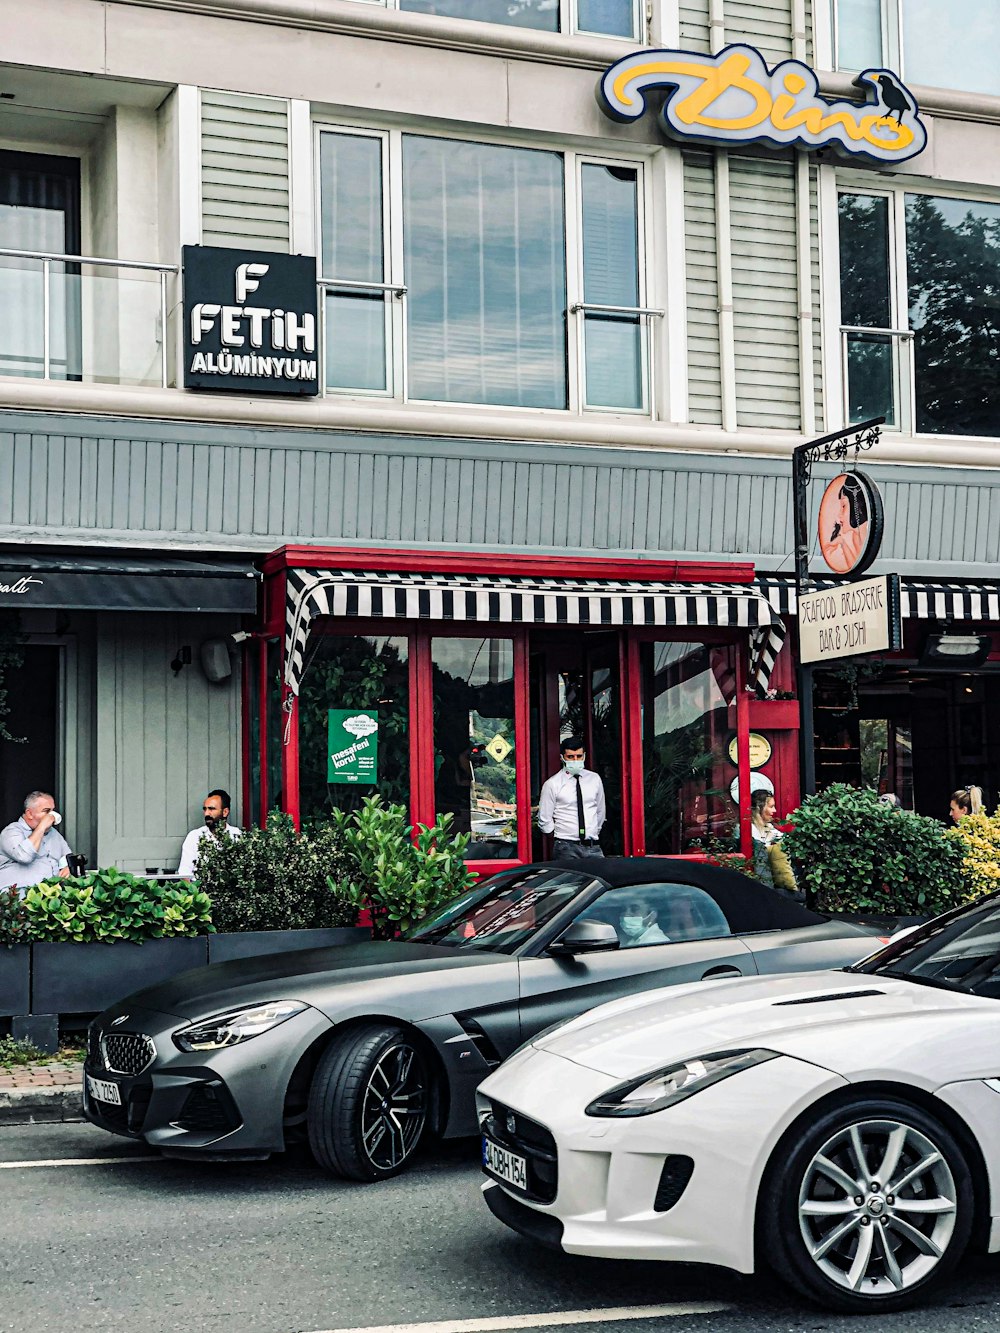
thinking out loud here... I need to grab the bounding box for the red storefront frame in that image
[256,546,767,869]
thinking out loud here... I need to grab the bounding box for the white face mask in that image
[563,758,585,774]
[621,915,645,938]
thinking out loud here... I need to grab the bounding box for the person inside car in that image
[619,895,669,946]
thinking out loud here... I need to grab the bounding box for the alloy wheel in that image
[797,1116,958,1296]
[360,1041,427,1172]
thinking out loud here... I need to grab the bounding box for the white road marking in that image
[303,1305,731,1333]
[0,1155,160,1169]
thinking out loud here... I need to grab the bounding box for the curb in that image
[0,1084,84,1126]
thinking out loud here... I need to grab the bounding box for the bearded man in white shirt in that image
[177,789,241,879]
[537,736,606,860]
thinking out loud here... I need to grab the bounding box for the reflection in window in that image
[839,192,895,427]
[399,0,637,37]
[640,643,735,855]
[402,136,567,408]
[297,635,410,822]
[906,193,1000,437]
[903,0,1000,98]
[433,638,517,860]
[581,163,642,410]
[319,132,389,392]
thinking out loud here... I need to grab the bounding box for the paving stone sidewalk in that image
[0,1060,84,1124]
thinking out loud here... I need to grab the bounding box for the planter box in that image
[0,946,30,1017]
[31,937,209,1015]
[207,926,368,964]
[747,698,801,730]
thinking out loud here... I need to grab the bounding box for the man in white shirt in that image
[177,789,242,879]
[537,736,606,860]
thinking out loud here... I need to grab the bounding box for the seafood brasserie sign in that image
[598,45,927,165]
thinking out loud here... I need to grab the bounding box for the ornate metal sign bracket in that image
[792,417,883,596]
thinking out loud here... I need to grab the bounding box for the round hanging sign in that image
[817,471,884,576]
[728,732,772,769]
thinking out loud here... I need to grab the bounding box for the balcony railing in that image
[841,325,915,433]
[0,248,178,389]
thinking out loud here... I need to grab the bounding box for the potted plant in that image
[0,888,30,1018]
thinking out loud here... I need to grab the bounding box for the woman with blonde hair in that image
[749,788,800,898]
[950,785,984,823]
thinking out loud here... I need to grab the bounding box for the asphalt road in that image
[1,1124,999,1333]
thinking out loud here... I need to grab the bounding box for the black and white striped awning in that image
[283,568,787,698]
[757,576,1000,622]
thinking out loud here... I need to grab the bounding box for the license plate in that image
[482,1134,527,1191]
[86,1075,122,1107]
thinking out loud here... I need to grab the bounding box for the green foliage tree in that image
[330,795,474,937]
[194,813,357,933]
[782,784,966,917]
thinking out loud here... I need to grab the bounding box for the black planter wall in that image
[2,927,369,1020]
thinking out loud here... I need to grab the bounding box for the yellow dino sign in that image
[597,44,927,166]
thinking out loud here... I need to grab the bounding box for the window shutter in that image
[730,156,800,430]
[724,0,793,63]
[200,90,290,252]
[679,0,712,49]
[684,151,722,426]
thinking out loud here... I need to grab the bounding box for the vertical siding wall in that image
[680,0,825,432]
[96,612,242,872]
[200,89,291,252]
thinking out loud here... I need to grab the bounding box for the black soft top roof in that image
[551,855,826,935]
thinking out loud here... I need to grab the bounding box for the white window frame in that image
[831,0,900,75]
[343,0,644,41]
[314,121,657,418]
[833,174,1000,441]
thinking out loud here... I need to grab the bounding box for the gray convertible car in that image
[83,859,881,1180]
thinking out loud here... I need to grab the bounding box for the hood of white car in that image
[535,969,995,1083]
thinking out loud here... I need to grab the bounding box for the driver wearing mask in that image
[619,896,669,946]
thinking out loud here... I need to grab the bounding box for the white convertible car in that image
[478,895,1000,1313]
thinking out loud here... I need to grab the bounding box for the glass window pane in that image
[573,882,730,946]
[319,132,388,393]
[403,136,567,408]
[838,193,891,329]
[297,634,411,822]
[400,0,558,32]
[903,0,1000,98]
[836,0,883,71]
[433,638,517,861]
[906,193,1000,436]
[845,332,896,427]
[577,0,636,37]
[581,163,642,409]
[640,642,737,855]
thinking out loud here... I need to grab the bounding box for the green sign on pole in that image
[327,709,379,785]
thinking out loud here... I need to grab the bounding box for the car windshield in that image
[403,867,598,954]
[853,895,1000,997]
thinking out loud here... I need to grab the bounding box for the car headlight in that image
[172,1001,310,1052]
[585,1048,779,1117]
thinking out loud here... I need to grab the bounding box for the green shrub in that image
[0,886,30,948]
[194,811,356,933]
[782,784,966,916]
[23,868,213,943]
[330,796,474,937]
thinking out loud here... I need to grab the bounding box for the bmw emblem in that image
[506,1112,516,1135]
[111,1014,130,1027]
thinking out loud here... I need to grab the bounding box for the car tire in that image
[307,1023,430,1182]
[761,1096,973,1313]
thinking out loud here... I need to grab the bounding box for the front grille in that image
[484,1100,558,1204]
[102,1033,155,1076]
[653,1155,694,1212]
[174,1081,241,1134]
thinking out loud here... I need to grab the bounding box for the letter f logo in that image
[235,262,270,304]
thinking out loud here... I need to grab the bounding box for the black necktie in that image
[574,774,586,841]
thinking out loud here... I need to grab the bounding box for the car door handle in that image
[700,966,743,981]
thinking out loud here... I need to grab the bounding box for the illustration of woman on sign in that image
[819,473,871,574]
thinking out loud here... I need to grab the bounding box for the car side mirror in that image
[548,919,620,956]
